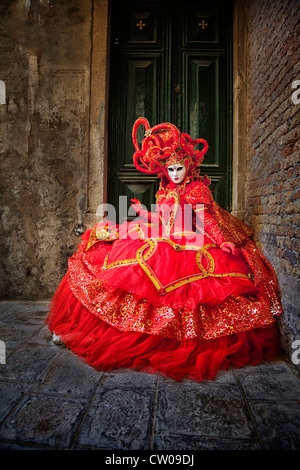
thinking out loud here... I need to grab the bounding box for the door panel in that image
[108,0,232,220]
[185,54,220,165]
[184,4,220,45]
[123,55,161,166]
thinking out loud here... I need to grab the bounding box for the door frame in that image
[84,0,248,228]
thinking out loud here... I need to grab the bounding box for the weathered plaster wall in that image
[245,0,300,365]
[0,0,95,298]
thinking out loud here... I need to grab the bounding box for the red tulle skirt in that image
[46,274,281,382]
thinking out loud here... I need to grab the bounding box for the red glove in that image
[130,199,159,223]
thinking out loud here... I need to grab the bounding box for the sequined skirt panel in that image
[67,231,282,342]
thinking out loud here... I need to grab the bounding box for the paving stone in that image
[1,301,300,451]
[0,323,42,356]
[29,324,56,346]
[153,434,262,450]
[237,370,300,401]
[101,369,158,390]
[0,394,88,449]
[0,302,49,325]
[0,441,40,450]
[236,360,296,375]
[210,369,238,384]
[0,302,23,319]
[249,401,300,450]
[0,343,59,383]
[155,381,257,440]
[36,349,102,397]
[77,388,155,450]
[0,381,31,422]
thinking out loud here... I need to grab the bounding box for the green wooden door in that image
[108,0,232,220]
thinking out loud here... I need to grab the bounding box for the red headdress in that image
[132,117,209,181]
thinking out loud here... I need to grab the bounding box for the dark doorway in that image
[108,0,233,220]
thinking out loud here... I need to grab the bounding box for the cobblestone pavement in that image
[0,301,300,452]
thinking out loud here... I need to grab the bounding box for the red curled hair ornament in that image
[132,118,209,180]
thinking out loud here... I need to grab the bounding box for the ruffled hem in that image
[46,275,281,382]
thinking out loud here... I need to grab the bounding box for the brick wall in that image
[245,0,300,363]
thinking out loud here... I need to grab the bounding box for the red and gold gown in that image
[46,176,283,381]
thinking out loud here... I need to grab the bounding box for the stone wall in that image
[0,0,93,298]
[245,0,300,361]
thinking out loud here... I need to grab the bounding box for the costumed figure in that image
[46,118,283,381]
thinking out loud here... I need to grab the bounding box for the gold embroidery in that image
[195,244,216,273]
[134,240,252,295]
[103,239,157,271]
[85,226,119,252]
[102,254,137,271]
[157,190,180,236]
[172,230,199,238]
[136,242,162,292]
[101,237,252,293]
[155,238,205,252]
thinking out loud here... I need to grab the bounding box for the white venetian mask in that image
[167,164,187,184]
